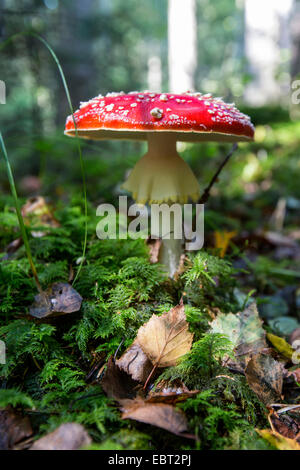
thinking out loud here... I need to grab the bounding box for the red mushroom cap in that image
[65,91,254,142]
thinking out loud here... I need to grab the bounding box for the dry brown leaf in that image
[245,354,284,405]
[287,368,300,383]
[0,408,33,450]
[29,282,82,319]
[121,398,189,436]
[116,340,153,383]
[268,409,300,443]
[137,302,193,369]
[101,356,139,401]
[30,423,91,450]
[147,379,199,405]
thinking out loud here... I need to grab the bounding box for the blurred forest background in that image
[0,0,300,212]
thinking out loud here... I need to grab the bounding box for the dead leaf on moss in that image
[0,408,33,450]
[287,368,300,382]
[29,282,82,319]
[137,302,193,369]
[116,340,153,383]
[121,398,190,437]
[245,354,284,405]
[21,196,60,237]
[30,423,91,450]
[210,302,267,372]
[268,408,300,443]
[147,379,199,405]
[101,356,139,401]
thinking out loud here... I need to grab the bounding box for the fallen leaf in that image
[245,354,284,405]
[137,302,193,388]
[268,409,300,443]
[0,408,33,450]
[137,302,193,369]
[116,340,153,383]
[121,398,189,436]
[29,282,82,319]
[287,368,300,382]
[257,429,300,450]
[214,230,237,258]
[267,333,294,360]
[101,356,139,401]
[30,423,91,450]
[210,302,267,371]
[21,196,60,237]
[147,379,199,405]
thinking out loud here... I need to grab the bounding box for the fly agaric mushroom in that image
[64,91,254,275]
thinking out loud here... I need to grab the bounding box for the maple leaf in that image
[136,301,193,388]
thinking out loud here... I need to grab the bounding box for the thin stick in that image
[0,132,43,294]
[198,143,238,204]
[143,363,158,391]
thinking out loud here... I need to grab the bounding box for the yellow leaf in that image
[267,333,294,360]
[137,302,193,368]
[257,429,300,450]
[214,230,237,258]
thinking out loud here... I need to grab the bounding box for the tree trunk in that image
[168,0,197,92]
[244,0,293,106]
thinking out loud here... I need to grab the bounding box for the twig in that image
[114,338,125,362]
[198,143,238,204]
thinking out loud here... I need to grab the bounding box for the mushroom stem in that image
[158,210,183,278]
[123,133,200,277]
[122,133,200,205]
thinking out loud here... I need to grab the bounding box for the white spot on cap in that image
[131,103,137,107]
[150,107,163,119]
[105,103,114,111]
[159,94,168,102]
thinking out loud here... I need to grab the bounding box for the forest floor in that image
[0,119,300,450]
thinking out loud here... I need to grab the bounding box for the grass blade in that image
[0,132,42,293]
[0,31,88,285]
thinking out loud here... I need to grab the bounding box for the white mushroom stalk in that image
[122,133,200,205]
